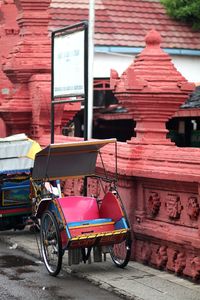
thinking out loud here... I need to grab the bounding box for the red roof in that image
[50,0,200,50]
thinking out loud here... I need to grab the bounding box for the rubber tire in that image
[110,235,131,268]
[40,210,62,276]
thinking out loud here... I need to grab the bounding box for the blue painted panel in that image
[68,218,112,227]
[115,217,128,229]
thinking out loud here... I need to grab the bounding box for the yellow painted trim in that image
[70,229,129,241]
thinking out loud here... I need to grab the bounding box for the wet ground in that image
[0,241,125,300]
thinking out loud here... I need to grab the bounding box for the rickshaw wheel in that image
[109,236,131,268]
[40,210,62,276]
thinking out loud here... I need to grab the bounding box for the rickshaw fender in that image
[35,198,52,218]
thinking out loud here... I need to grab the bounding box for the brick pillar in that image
[0,0,56,142]
[0,0,19,104]
[3,0,51,83]
[0,0,19,136]
[0,0,81,143]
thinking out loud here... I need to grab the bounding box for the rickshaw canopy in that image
[0,133,41,175]
[32,138,116,181]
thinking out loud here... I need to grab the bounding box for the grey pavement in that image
[0,228,200,300]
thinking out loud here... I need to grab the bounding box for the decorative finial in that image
[145,29,162,48]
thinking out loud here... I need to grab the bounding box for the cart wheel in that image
[110,236,131,268]
[40,210,62,276]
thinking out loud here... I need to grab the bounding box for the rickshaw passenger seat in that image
[57,196,124,237]
[58,196,115,230]
[58,196,104,223]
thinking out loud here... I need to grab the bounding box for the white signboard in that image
[53,30,85,97]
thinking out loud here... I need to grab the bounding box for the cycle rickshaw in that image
[31,138,132,276]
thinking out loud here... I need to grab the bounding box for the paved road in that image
[1,229,200,300]
[0,240,125,300]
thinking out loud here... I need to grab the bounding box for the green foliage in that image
[160,0,200,30]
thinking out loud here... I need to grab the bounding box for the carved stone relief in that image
[187,196,200,220]
[155,245,168,269]
[191,256,200,280]
[62,178,83,196]
[87,178,101,198]
[174,252,186,275]
[140,241,152,263]
[165,194,182,220]
[147,191,161,217]
[135,238,200,280]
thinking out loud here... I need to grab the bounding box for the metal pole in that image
[51,31,55,144]
[83,22,89,196]
[83,23,89,141]
[87,0,95,139]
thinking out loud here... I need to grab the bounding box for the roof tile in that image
[50,0,200,50]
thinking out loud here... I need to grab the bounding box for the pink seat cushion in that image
[58,196,99,223]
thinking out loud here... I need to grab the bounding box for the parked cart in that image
[0,134,41,231]
[31,138,132,276]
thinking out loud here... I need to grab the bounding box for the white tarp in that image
[0,134,41,174]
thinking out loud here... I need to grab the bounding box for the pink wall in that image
[108,30,200,280]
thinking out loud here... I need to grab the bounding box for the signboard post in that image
[51,22,88,143]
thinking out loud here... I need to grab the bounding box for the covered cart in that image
[31,138,132,276]
[0,134,41,231]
